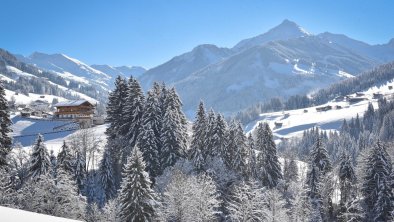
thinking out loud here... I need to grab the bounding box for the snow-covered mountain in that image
[16,52,145,90]
[139,44,233,89]
[0,49,103,104]
[138,20,388,116]
[91,64,146,79]
[173,36,378,116]
[232,19,311,52]
[317,32,394,62]
[17,52,111,87]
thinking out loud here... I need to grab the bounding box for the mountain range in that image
[3,19,394,116]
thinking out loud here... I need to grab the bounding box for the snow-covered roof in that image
[53,100,92,107]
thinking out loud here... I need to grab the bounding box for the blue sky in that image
[1,0,393,68]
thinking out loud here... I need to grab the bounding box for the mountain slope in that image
[318,32,394,62]
[138,44,233,89]
[0,49,104,104]
[16,52,112,89]
[91,64,146,79]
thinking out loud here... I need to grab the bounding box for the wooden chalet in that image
[348,97,367,104]
[316,105,332,112]
[53,100,95,128]
[274,122,283,128]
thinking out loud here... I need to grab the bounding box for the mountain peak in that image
[232,19,310,52]
[270,19,310,36]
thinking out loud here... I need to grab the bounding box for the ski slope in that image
[247,79,394,139]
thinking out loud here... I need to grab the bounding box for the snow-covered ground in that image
[11,115,108,155]
[0,206,79,222]
[5,89,68,105]
[246,79,394,139]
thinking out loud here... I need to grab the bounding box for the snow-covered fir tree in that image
[0,167,14,207]
[57,140,74,175]
[99,148,116,202]
[29,134,51,180]
[373,178,394,222]
[138,88,162,178]
[214,113,228,159]
[246,133,258,179]
[160,105,187,172]
[105,76,128,189]
[49,150,57,179]
[338,152,357,219]
[120,77,145,163]
[0,81,12,167]
[309,136,332,175]
[189,101,207,171]
[225,121,248,176]
[256,122,282,188]
[118,146,157,222]
[361,140,393,220]
[74,150,86,194]
[283,156,299,183]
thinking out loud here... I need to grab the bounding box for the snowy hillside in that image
[247,77,394,139]
[0,49,106,105]
[16,52,145,91]
[16,52,111,89]
[0,206,79,222]
[91,64,146,79]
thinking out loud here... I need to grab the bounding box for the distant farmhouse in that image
[53,100,96,128]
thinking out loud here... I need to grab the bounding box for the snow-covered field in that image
[0,206,79,222]
[246,79,394,139]
[11,115,108,155]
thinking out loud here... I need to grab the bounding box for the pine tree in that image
[257,123,282,188]
[160,106,186,171]
[373,179,394,222]
[234,122,248,176]
[138,88,162,178]
[99,148,116,202]
[205,109,217,157]
[138,122,160,180]
[361,140,393,219]
[214,113,228,158]
[74,150,86,194]
[105,76,128,189]
[118,146,157,222]
[225,121,248,175]
[49,150,57,179]
[0,81,12,167]
[105,76,128,136]
[29,134,51,180]
[190,101,207,171]
[309,136,332,175]
[246,134,258,179]
[57,141,74,175]
[363,102,375,132]
[0,167,14,206]
[338,152,356,219]
[120,77,145,161]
